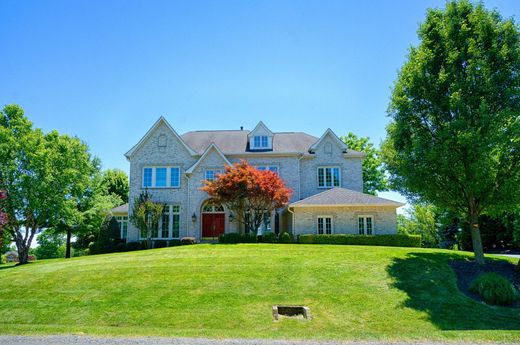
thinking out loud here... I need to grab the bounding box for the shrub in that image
[125,241,145,251]
[218,233,242,244]
[242,233,257,243]
[169,239,182,247]
[88,241,97,255]
[262,232,278,243]
[279,232,294,243]
[470,272,518,306]
[297,234,421,247]
[154,240,168,249]
[181,237,197,245]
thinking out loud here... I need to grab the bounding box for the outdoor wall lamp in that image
[191,213,197,222]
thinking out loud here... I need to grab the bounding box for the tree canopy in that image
[382,0,520,264]
[340,132,388,195]
[100,169,129,203]
[201,160,292,234]
[0,105,100,263]
[129,190,164,249]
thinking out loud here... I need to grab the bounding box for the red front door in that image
[202,213,225,238]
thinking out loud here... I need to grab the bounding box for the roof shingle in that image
[290,188,404,207]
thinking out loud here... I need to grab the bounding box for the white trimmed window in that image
[317,216,333,235]
[317,167,340,188]
[253,135,269,148]
[140,205,181,239]
[358,216,374,235]
[256,165,279,174]
[205,169,223,182]
[115,216,128,239]
[142,166,181,188]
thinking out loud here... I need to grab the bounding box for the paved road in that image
[0,336,515,345]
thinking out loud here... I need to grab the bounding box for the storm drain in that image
[272,305,311,320]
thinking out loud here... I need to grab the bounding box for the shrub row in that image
[218,232,294,244]
[297,234,422,247]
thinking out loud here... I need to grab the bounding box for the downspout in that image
[287,206,295,234]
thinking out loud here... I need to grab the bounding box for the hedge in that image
[297,234,421,247]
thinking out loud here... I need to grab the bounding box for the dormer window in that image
[254,135,268,148]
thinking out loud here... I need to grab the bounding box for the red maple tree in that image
[201,160,292,234]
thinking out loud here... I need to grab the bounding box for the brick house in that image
[116,117,403,242]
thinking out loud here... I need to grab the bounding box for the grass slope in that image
[0,244,519,342]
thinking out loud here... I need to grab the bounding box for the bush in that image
[470,272,518,306]
[153,240,168,248]
[262,232,278,243]
[279,232,294,243]
[169,239,183,247]
[297,234,421,247]
[125,241,145,251]
[242,233,257,243]
[218,233,242,244]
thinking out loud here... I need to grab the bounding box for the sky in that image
[1,0,519,207]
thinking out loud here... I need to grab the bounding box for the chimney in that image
[240,126,243,131]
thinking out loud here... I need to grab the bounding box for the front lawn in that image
[0,244,518,342]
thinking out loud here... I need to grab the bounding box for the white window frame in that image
[255,165,279,174]
[142,166,181,188]
[317,215,333,235]
[358,215,374,235]
[317,166,341,188]
[116,216,128,239]
[205,169,223,182]
[139,205,181,240]
[252,135,269,149]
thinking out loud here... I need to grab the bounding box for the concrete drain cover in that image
[272,305,311,320]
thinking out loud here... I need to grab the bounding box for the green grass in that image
[0,244,519,342]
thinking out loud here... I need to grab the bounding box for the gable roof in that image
[181,130,318,154]
[247,121,273,138]
[124,117,196,159]
[185,143,232,174]
[290,188,404,207]
[111,203,129,214]
[309,128,348,153]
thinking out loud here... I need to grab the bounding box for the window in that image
[253,135,268,148]
[115,216,128,239]
[261,136,268,147]
[256,165,278,174]
[170,167,180,187]
[155,167,167,187]
[358,216,374,235]
[140,205,181,239]
[172,205,180,238]
[317,216,333,234]
[317,167,340,188]
[142,166,181,188]
[205,169,223,182]
[143,168,152,187]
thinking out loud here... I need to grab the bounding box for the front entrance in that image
[201,202,225,238]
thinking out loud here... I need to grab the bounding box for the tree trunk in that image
[65,227,72,258]
[15,240,29,264]
[469,208,485,265]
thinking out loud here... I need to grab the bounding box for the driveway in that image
[0,336,512,345]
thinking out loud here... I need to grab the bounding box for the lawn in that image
[0,244,519,342]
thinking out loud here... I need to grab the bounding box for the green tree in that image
[100,169,129,203]
[341,133,388,195]
[34,231,65,260]
[0,105,98,264]
[398,204,439,248]
[382,1,520,264]
[129,191,164,249]
[95,217,122,254]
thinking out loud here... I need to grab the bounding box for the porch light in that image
[192,213,197,222]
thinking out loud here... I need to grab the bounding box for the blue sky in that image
[1,0,518,206]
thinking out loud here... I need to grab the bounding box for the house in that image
[116,117,403,242]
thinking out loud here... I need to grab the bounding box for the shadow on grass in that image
[387,252,520,331]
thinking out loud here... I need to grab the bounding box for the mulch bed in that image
[450,259,520,308]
